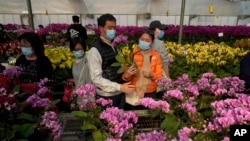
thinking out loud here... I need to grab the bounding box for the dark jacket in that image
[239,52,250,89]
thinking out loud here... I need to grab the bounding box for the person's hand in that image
[143,71,154,78]
[123,66,137,79]
[120,82,135,94]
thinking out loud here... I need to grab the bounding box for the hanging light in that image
[209,0,214,14]
[209,4,213,14]
[45,9,48,15]
[166,11,169,16]
[166,0,169,16]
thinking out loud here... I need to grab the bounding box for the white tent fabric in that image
[0,0,249,15]
[0,0,249,27]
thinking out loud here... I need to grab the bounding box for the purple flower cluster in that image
[41,111,62,140]
[112,34,128,47]
[181,97,197,114]
[172,74,191,88]
[75,84,96,98]
[164,90,184,100]
[222,77,245,96]
[221,136,229,141]
[41,23,69,34]
[177,127,197,141]
[185,85,199,96]
[95,98,113,107]
[0,87,17,110]
[74,84,96,109]
[3,66,21,79]
[196,73,245,96]
[38,78,49,87]
[135,130,167,141]
[100,107,138,137]
[26,78,50,108]
[26,95,50,108]
[206,94,250,132]
[140,98,170,113]
[156,77,172,90]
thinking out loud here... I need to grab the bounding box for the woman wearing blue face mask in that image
[69,37,88,88]
[15,32,53,113]
[123,30,163,108]
[15,32,53,83]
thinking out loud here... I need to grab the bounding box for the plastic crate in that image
[57,113,90,141]
[131,110,162,132]
[57,110,161,141]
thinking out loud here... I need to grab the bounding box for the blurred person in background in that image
[0,23,6,43]
[67,15,87,43]
[239,52,250,94]
[37,24,47,43]
[149,20,170,99]
[149,20,169,78]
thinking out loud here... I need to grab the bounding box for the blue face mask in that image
[138,40,150,50]
[106,29,116,40]
[157,31,165,40]
[73,50,84,58]
[21,47,33,56]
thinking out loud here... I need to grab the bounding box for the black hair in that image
[18,32,45,57]
[0,24,4,31]
[38,25,44,28]
[72,15,80,23]
[140,29,155,41]
[97,13,116,27]
[70,37,86,52]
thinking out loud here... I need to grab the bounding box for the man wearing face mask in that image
[149,20,170,79]
[87,13,135,109]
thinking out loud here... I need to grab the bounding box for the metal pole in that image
[178,0,186,44]
[26,0,34,30]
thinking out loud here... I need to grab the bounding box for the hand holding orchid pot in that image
[138,72,249,141]
[111,34,137,73]
[71,84,138,141]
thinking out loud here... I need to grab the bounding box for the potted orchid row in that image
[0,66,62,141]
[67,72,250,141]
[135,72,249,141]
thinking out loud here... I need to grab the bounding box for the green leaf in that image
[15,139,29,141]
[111,62,121,67]
[198,95,214,110]
[49,99,61,108]
[16,124,35,138]
[117,66,125,74]
[71,111,88,118]
[195,132,217,140]
[18,113,38,122]
[115,55,126,63]
[149,109,161,118]
[5,126,16,140]
[16,92,28,98]
[81,123,97,130]
[160,114,180,136]
[93,130,105,141]
[13,85,20,92]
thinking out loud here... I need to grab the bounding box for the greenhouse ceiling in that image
[0,0,249,16]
